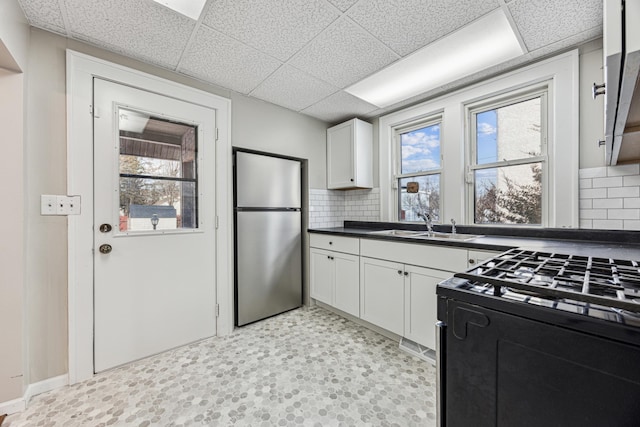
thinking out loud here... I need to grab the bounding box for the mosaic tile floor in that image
[6,306,437,426]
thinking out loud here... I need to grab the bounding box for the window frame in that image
[466,85,549,227]
[393,116,443,223]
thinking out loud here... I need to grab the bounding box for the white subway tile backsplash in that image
[608,187,640,198]
[579,199,592,209]
[592,198,623,209]
[579,166,640,231]
[579,219,593,229]
[592,176,623,188]
[624,198,640,209]
[608,209,640,220]
[580,188,608,199]
[606,164,640,176]
[624,175,640,187]
[579,167,607,179]
[592,219,624,229]
[308,188,380,228]
[579,209,607,220]
[579,179,592,189]
[623,220,640,231]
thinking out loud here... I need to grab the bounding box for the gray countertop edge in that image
[307,227,640,261]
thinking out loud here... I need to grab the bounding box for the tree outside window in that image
[471,93,545,225]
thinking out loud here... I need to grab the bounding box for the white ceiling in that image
[17,0,603,124]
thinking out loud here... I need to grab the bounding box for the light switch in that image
[41,195,81,215]
[56,195,81,215]
[41,195,57,215]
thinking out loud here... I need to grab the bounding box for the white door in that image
[93,78,217,372]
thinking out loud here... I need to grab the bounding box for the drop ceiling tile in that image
[202,0,340,62]
[301,90,378,124]
[347,0,499,57]
[250,65,339,112]
[508,0,602,51]
[526,26,603,59]
[18,0,66,34]
[179,26,282,94]
[290,17,399,89]
[326,0,359,12]
[64,0,194,69]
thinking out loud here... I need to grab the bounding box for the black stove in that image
[436,248,640,427]
[450,248,640,327]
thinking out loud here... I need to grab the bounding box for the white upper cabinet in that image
[327,118,373,189]
[603,0,640,165]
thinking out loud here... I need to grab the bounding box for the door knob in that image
[99,244,112,254]
[99,223,112,233]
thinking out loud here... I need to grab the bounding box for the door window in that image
[118,107,198,231]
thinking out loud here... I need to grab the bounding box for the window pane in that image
[400,124,440,173]
[476,97,541,165]
[474,163,542,225]
[118,107,198,232]
[119,178,197,231]
[398,175,440,222]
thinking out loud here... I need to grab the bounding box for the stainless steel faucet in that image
[417,212,434,235]
[450,218,457,235]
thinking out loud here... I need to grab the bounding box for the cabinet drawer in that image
[360,239,467,273]
[310,234,359,254]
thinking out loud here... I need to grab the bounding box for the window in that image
[468,89,547,225]
[118,107,199,232]
[395,120,442,222]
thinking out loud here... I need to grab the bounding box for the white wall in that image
[0,0,29,406]
[0,0,30,71]
[21,28,328,387]
[0,69,26,403]
[231,95,326,188]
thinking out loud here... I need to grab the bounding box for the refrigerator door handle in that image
[436,321,446,427]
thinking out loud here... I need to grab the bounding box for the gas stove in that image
[448,248,640,327]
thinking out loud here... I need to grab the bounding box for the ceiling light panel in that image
[345,10,524,108]
[151,0,206,20]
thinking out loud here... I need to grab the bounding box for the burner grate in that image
[454,249,640,313]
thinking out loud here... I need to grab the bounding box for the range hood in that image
[603,0,640,165]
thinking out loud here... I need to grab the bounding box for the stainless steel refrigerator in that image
[234,150,302,326]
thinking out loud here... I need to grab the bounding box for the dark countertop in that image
[308,221,640,261]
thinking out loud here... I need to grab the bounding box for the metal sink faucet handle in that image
[451,218,457,234]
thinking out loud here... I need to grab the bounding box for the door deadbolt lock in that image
[99,223,112,233]
[99,244,112,254]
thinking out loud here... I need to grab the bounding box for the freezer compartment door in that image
[236,211,302,326]
[236,152,301,208]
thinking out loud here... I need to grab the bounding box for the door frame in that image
[66,50,233,384]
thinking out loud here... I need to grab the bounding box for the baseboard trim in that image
[24,374,68,404]
[0,373,70,415]
[0,397,25,416]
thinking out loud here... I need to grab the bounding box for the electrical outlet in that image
[41,195,58,215]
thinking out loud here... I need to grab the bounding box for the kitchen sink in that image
[368,229,481,241]
[420,232,482,241]
[368,229,429,237]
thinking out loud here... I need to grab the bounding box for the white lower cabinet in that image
[311,233,498,351]
[310,249,334,306]
[403,265,451,350]
[360,257,405,335]
[310,234,360,318]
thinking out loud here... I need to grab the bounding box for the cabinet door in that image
[310,248,334,305]
[404,265,450,349]
[360,257,404,335]
[327,122,354,189]
[333,252,360,317]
